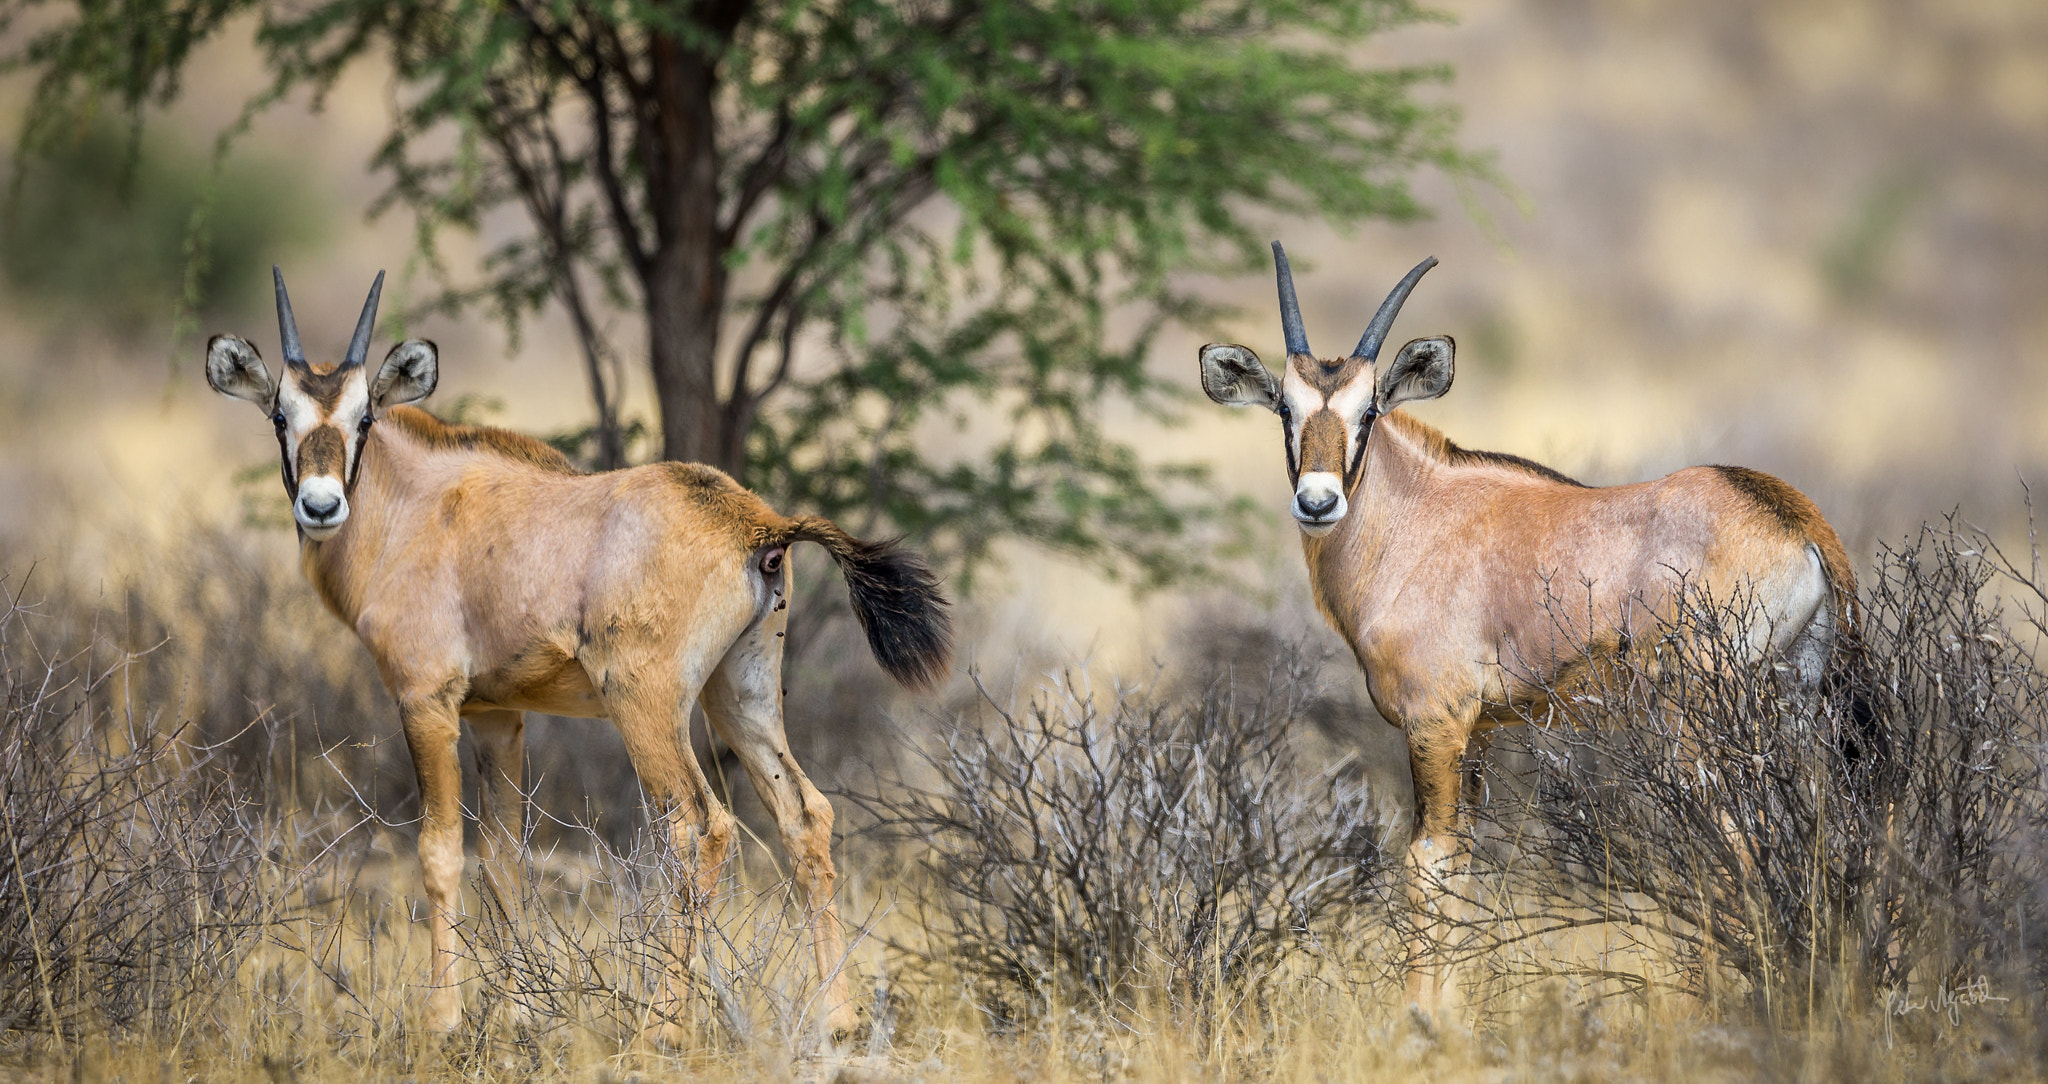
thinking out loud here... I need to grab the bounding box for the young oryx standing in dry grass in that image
[1198,244,1857,1010]
[206,269,951,1038]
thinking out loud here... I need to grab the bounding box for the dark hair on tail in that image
[774,516,953,690]
[1813,536,1888,788]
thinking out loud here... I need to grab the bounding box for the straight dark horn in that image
[1351,256,1438,362]
[273,266,306,366]
[1272,241,1311,358]
[343,270,386,369]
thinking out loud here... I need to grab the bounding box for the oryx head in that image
[204,268,439,540]
[1198,243,1454,536]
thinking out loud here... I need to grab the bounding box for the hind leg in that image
[467,709,528,912]
[702,572,858,1039]
[600,659,737,1043]
[1782,597,1837,709]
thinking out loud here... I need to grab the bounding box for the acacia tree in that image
[7,0,1475,586]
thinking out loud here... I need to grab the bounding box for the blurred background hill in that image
[0,0,2043,835]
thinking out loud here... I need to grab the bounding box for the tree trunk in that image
[641,32,731,470]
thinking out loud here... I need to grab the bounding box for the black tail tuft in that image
[781,517,953,690]
[1824,633,1891,795]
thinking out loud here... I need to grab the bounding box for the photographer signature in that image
[1884,976,2009,1046]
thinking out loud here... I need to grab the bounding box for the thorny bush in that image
[1478,513,2048,1023]
[0,579,288,1038]
[855,646,1395,1030]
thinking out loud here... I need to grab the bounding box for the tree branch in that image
[476,72,625,466]
[719,105,794,250]
[501,0,651,278]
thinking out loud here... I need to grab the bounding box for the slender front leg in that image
[398,689,468,1032]
[702,596,858,1039]
[1404,722,1474,1016]
[468,709,527,912]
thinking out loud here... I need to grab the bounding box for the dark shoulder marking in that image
[1442,438,1588,488]
[1710,465,1811,532]
[386,406,580,474]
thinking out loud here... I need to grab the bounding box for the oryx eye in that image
[1277,402,1292,422]
[271,410,286,429]
[357,411,374,433]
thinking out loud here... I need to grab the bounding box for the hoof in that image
[825,1001,862,1044]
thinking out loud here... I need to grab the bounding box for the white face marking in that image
[1327,371,1375,431]
[277,371,372,539]
[1292,470,1347,534]
[1280,362,1377,531]
[334,379,372,483]
[275,382,317,485]
[1280,375,1323,471]
[294,476,349,538]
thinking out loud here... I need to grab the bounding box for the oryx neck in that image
[1300,410,1435,566]
[1296,410,1446,645]
[1351,409,1440,510]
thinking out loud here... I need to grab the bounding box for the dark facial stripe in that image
[1297,411,1348,477]
[298,425,347,481]
[274,426,298,499]
[1281,412,1300,485]
[1345,410,1378,490]
[348,416,373,487]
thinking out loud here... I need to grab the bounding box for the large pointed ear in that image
[1198,343,1281,413]
[1374,336,1454,414]
[205,335,277,406]
[371,339,439,410]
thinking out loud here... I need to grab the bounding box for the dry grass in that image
[2,506,2045,1083]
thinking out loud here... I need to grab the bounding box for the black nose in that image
[1296,491,1338,518]
[300,493,341,519]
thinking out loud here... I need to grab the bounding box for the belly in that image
[463,643,606,718]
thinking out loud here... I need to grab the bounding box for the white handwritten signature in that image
[1884,976,2010,1047]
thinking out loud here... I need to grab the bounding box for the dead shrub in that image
[1475,513,2048,1024]
[0,579,291,1040]
[853,646,1395,1030]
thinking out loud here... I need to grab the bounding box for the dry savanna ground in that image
[1,505,2045,1083]
[3,0,2047,1081]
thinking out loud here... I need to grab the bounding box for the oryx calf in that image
[1198,244,1856,1008]
[206,269,951,1037]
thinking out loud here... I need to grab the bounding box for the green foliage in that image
[0,119,315,334]
[5,0,1483,590]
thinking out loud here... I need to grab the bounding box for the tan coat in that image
[1199,245,1854,1010]
[208,288,948,1038]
